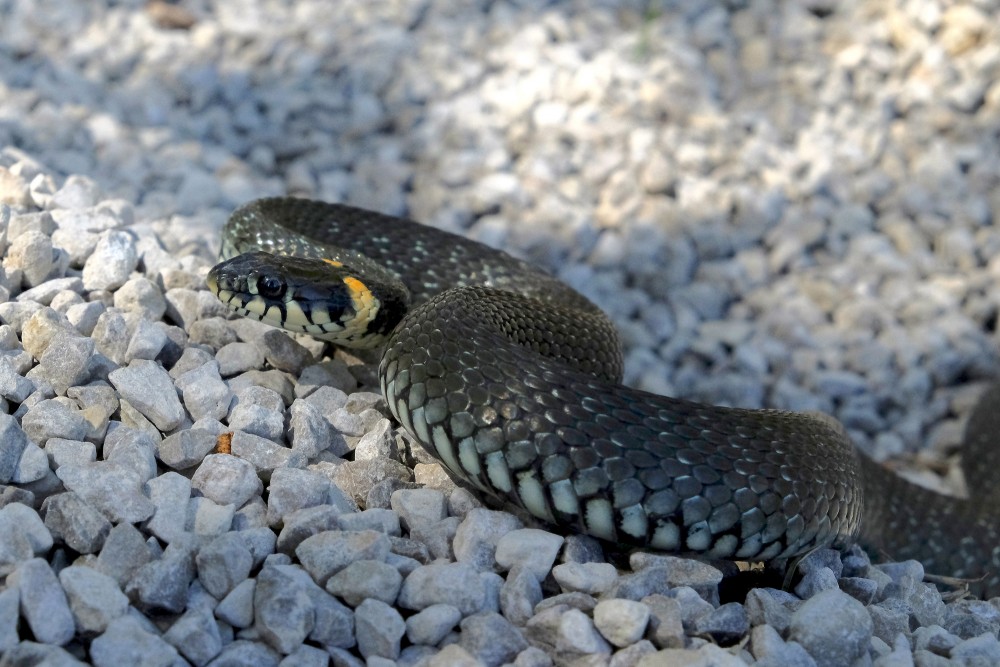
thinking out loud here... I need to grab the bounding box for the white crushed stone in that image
[0,0,998,664]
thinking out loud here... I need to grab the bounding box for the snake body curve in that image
[208,197,999,597]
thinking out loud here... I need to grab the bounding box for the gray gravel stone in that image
[0,503,50,575]
[8,557,75,645]
[162,604,222,666]
[398,562,487,615]
[0,356,33,404]
[196,531,253,599]
[0,413,28,483]
[229,430,305,477]
[58,565,129,635]
[56,461,155,523]
[326,559,403,607]
[494,528,564,581]
[258,329,313,375]
[113,277,166,321]
[353,598,404,660]
[32,333,94,395]
[692,601,749,645]
[253,564,313,653]
[143,472,191,543]
[89,615,181,667]
[6,230,53,287]
[499,565,542,626]
[174,361,234,423]
[157,428,217,469]
[460,611,528,666]
[215,340,265,376]
[108,360,185,431]
[390,487,447,533]
[406,603,462,646]
[95,522,152,588]
[594,599,651,648]
[296,529,391,586]
[125,538,197,614]
[41,491,111,553]
[0,587,18,654]
[209,640,281,667]
[275,504,341,555]
[216,578,256,629]
[190,453,263,507]
[287,397,349,458]
[453,508,523,572]
[186,495,235,537]
[789,588,873,667]
[265,467,332,526]
[82,230,137,291]
[552,563,618,595]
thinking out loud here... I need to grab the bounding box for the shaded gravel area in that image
[1,0,1000,665]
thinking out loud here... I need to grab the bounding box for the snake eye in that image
[255,273,286,300]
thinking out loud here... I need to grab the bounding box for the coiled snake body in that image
[208,197,1000,597]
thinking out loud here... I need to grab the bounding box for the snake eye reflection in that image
[255,273,286,299]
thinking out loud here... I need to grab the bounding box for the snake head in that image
[207,251,409,348]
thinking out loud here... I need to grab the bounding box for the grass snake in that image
[207,196,1000,598]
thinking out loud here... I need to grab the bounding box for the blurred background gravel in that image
[1,0,999,664]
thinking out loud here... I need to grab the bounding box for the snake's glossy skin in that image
[209,197,1000,598]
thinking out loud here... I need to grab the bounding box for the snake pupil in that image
[256,274,286,299]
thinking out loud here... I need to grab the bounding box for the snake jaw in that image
[208,250,409,348]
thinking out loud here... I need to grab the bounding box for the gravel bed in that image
[1,0,1000,665]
